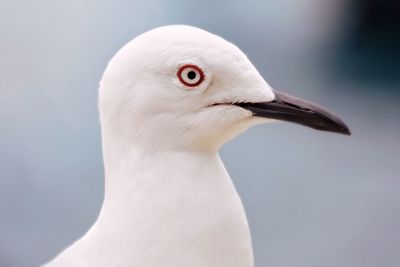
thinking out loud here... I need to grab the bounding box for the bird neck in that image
[78,139,254,266]
[101,146,226,212]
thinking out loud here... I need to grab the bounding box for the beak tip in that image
[331,117,351,136]
[339,125,351,136]
[323,117,351,136]
[343,125,351,136]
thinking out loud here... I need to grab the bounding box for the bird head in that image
[99,25,349,152]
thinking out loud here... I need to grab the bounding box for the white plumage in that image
[45,25,349,267]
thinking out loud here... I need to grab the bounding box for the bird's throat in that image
[89,149,254,267]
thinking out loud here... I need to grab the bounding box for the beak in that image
[236,90,350,135]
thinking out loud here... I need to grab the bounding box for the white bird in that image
[44,25,349,267]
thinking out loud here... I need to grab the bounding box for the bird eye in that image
[177,64,205,88]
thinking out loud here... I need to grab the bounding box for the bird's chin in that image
[203,103,253,123]
[203,102,277,127]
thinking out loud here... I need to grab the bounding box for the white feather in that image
[44,25,275,267]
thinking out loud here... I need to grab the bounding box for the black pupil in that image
[187,70,197,80]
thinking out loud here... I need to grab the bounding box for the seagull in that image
[44,25,350,267]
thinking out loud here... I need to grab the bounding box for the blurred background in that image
[1,0,399,266]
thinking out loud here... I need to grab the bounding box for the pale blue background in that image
[1,0,400,266]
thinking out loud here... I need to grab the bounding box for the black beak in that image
[235,91,350,135]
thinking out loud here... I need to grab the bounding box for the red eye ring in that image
[177,64,205,88]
